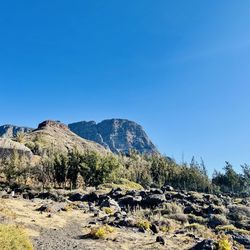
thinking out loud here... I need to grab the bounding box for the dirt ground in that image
[0,198,196,250]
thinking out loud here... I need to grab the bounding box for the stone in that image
[68,193,83,202]
[118,195,142,209]
[100,197,121,211]
[150,223,160,234]
[190,239,217,250]
[156,236,165,245]
[161,185,174,192]
[141,194,166,208]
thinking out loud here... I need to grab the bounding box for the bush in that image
[100,179,143,190]
[162,202,183,215]
[216,225,250,235]
[228,205,250,221]
[89,225,115,239]
[103,207,113,215]
[217,235,232,250]
[0,224,33,250]
[188,214,208,225]
[208,214,229,228]
[168,213,188,224]
[136,219,151,230]
[185,223,206,233]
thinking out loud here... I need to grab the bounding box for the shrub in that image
[216,225,250,235]
[136,219,151,230]
[162,202,183,215]
[228,205,250,221]
[103,207,113,215]
[188,214,208,225]
[185,223,206,233]
[100,179,143,190]
[217,235,232,250]
[208,214,229,228]
[168,213,188,224]
[0,224,33,250]
[89,225,115,239]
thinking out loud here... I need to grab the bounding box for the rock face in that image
[69,119,157,154]
[24,120,109,155]
[0,125,33,138]
[0,138,33,158]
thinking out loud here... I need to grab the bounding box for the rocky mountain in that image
[0,125,33,138]
[24,120,109,155]
[69,119,158,154]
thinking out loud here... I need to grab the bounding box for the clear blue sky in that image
[1,1,250,174]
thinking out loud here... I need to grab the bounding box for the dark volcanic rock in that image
[156,236,165,245]
[190,239,217,250]
[68,119,158,154]
[141,194,166,208]
[228,232,250,249]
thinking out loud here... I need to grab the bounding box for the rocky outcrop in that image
[69,119,158,154]
[0,125,33,138]
[0,138,33,158]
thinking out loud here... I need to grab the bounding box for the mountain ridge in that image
[69,118,158,154]
[0,119,158,155]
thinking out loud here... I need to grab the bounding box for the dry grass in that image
[0,224,33,250]
[99,179,143,191]
[216,224,250,235]
[0,198,86,238]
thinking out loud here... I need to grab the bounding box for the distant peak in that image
[38,120,68,130]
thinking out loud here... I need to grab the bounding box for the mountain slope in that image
[69,119,158,154]
[0,125,33,138]
[24,120,109,155]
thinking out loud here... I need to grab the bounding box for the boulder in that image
[227,232,250,249]
[149,188,163,195]
[108,188,124,199]
[37,192,59,201]
[100,197,121,212]
[118,195,142,209]
[36,202,67,213]
[190,239,217,250]
[156,236,165,245]
[161,185,174,192]
[22,192,35,200]
[82,192,99,203]
[68,193,83,202]
[150,223,160,234]
[141,194,166,208]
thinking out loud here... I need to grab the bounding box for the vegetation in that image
[0,224,33,250]
[217,235,232,250]
[136,219,151,230]
[89,225,115,239]
[0,147,249,196]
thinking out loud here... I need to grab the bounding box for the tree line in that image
[0,149,249,195]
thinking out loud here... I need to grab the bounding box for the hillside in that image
[69,119,158,154]
[23,120,109,156]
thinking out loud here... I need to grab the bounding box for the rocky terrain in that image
[69,119,158,154]
[0,125,33,138]
[0,184,249,250]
